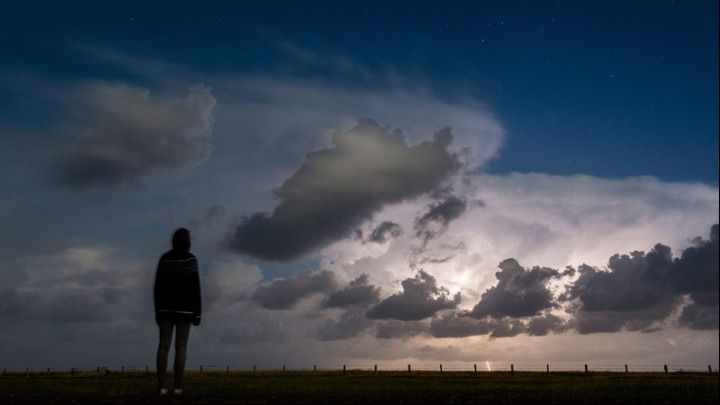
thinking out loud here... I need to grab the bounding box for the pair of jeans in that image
[156,320,191,389]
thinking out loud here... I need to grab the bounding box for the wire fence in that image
[1,362,717,377]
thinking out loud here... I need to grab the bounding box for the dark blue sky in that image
[2,0,718,182]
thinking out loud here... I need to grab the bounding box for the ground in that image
[1,370,717,404]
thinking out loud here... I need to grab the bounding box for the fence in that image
[1,363,717,377]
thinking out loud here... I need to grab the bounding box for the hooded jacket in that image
[153,249,202,325]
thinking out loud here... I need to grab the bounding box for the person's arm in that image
[154,257,165,326]
[192,258,202,326]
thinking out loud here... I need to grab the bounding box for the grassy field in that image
[0,370,717,404]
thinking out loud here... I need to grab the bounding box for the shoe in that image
[173,388,183,396]
[159,388,168,396]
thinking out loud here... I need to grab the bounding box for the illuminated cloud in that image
[227,119,461,260]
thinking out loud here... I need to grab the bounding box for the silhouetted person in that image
[154,228,201,396]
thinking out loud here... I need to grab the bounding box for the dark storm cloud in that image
[322,274,381,309]
[568,304,680,334]
[526,314,567,336]
[429,311,493,338]
[470,259,559,319]
[251,270,337,310]
[424,225,718,337]
[368,221,403,243]
[488,318,526,338]
[0,289,114,323]
[317,308,374,341]
[563,224,719,333]
[366,270,461,321]
[409,194,468,269]
[374,320,428,339]
[414,195,467,245]
[227,119,461,260]
[668,225,719,295]
[678,293,719,330]
[54,84,215,189]
[429,311,562,338]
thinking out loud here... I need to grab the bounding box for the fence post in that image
[474,364,477,374]
[200,365,204,375]
[546,364,549,374]
[252,365,256,376]
[374,364,377,375]
[625,364,628,373]
[664,365,668,375]
[708,365,712,374]
[407,364,411,373]
[510,364,514,374]
[343,364,346,375]
[313,364,317,372]
[440,364,443,373]
[584,364,588,374]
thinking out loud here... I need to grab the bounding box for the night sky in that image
[0,1,717,370]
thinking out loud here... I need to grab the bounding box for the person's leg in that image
[173,322,192,390]
[156,320,174,390]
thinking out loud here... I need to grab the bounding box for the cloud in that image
[414,194,467,245]
[430,311,553,338]
[470,258,559,318]
[250,270,337,310]
[488,318,527,338]
[0,246,148,323]
[204,260,262,311]
[54,83,215,189]
[408,194,469,270]
[189,204,227,228]
[367,270,461,321]
[678,294,719,330]
[563,224,718,333]
[227,119,461,260]
[526,314,567,336]
[430,311,494,338]
[669,224,719,296]
[375,320,428,339]
[427,225,717,336]
[368,221,403,244]
[5,45,720,369]
[218,306,288,344]
[322,274,381,309]
[317,308,374,341]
